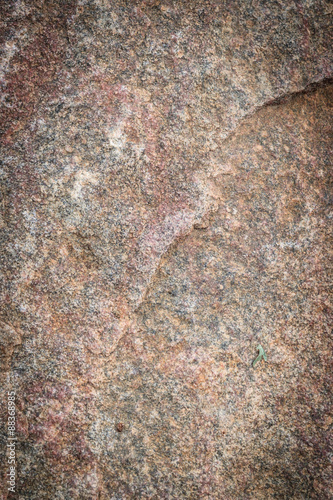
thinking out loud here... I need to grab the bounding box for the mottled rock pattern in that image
[0,1,332,498]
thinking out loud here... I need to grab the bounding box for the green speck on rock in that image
[252,344,267,368]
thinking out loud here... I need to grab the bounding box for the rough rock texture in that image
[0,1,332,498]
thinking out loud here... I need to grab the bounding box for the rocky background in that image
[0,1,332,498]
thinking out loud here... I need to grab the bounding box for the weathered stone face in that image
[0,1,332,498]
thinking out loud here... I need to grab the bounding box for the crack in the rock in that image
[130,75,333,315]
[262,76,333,107]
[209,76,333,154]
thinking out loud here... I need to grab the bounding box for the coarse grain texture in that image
[0,1,332,498]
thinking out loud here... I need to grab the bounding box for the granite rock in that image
[0,1,332,498]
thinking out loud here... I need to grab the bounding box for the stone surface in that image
[0,1,332,498]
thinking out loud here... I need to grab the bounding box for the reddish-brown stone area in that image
[0,1,332,498]
[0,0,78,142]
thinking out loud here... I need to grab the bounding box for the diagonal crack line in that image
[261,76,333,108]
[133,75,333,312]
[213,76,333,148]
